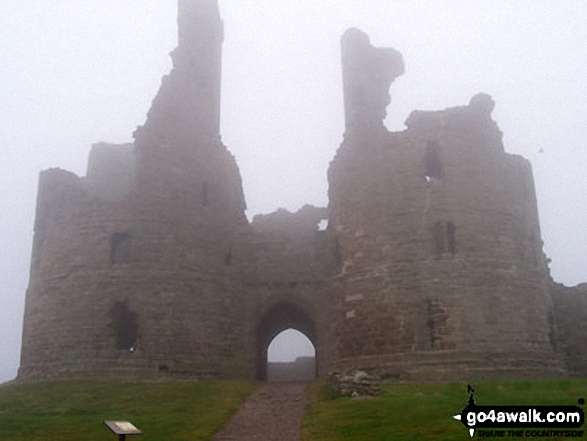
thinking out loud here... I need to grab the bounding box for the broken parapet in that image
[84,142,136,202]
[252,205,328,254]
[136,0,224,145]
[328,370,381,397]
[252,205,328,234]
[341,28,404,133]
[405,93,503,150]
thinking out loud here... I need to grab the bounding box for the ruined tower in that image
[19,2,585,382]
[327,29,564,379]
[19,0,250,380]
[133,0,246,231]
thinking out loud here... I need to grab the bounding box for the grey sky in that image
[1,0,585,382]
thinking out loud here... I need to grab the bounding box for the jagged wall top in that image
[341,28,404,133]
[176,0,224,65]
[135,0,224,146]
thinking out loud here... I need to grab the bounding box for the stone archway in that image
[255,301,317,381]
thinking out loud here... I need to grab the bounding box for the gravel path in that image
[213,383,307,441]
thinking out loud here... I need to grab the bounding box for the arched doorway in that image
[267,329,316,382]
[255,302,317,381]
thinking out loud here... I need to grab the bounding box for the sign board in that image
[104,421,142,436]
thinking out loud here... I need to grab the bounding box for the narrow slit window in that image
[446,222,457,255]
[110,233,131,264]
[427,299,439,347]
[424,141,442,180]
[432,221,446,256]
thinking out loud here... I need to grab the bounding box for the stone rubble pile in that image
[328,370,381,397]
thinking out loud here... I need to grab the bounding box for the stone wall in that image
[19,1,584,382]
[84,142,135,202]
[267,356,316,382]
[551,283,587,376]
[326,29,565,380]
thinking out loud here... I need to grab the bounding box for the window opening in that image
[424,141,442,181]
[432,221,446,256]
[446,222,457,255]
[110,300,138,351]
[110,233,131,264]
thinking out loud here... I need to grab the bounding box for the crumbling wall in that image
[267,356,316,382]
[19,0,252,381]
[19,3,578,383]
[84,142,135,201]
[327,30,564,380]
[341,28,404,132]
[250,205,328,274]
[19,0,334,382]
[19,160,257,380]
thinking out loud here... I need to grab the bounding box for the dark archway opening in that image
[256,302,317,382]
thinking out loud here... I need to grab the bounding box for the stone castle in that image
[19,0,587,382]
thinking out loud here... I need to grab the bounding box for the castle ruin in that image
[19,0,587,382]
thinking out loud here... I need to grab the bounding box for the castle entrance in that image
[267,329,315,382]
[255,302,317,382]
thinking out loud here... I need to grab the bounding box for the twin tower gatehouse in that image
[19,0,587,382]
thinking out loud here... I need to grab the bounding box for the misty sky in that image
[1,1,586,383]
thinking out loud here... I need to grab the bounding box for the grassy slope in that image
[0,380,257,441]
[303,380,587,441]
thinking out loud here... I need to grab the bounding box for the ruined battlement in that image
[19,0,585,382]
[84,142,136,201]
[341,28,404,132]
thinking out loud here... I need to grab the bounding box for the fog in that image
[1,0,586,383]
[268,330,315,363]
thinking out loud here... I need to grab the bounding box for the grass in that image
[303,379,587,441]
[1,378,585,440]
[0,379,257,441]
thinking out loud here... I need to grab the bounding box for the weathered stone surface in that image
[84,142,135,202]
[329,370,381,397]
[551,283,587,377]
[18,0,585,383]
[341,28,404,132]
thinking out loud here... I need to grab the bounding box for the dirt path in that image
[213,382,307,441]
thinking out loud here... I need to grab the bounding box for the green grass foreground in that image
[303,379,587,441]
[0,379,257,441]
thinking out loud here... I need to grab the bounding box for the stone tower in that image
[19,0,250,380]
[133,0,246,231]
[19,2,585,382]
[327,29,563,379]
